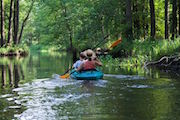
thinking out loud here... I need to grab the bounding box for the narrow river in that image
[0,52,180,120]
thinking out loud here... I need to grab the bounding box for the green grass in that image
[132,38,180,60]
[101,38,180,67]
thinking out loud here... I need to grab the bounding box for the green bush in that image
[0,45,29,56]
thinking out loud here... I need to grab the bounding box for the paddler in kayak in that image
[73,52,86,69]
[77,49,102,71]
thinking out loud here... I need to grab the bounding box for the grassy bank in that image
[0,45,29,57]
[101,38,180,67]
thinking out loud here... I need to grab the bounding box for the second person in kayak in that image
[73,52,86,69]
[77,49,102,71]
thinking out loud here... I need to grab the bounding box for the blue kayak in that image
[70,69,103,80]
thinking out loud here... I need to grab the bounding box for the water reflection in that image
[0,64,22,89]
[8,63,14,87]
[1,65,6,88]
[0,52,74,120]
[0,52,73,89]
[0,52,180,120]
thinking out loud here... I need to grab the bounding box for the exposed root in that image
[144,55,180,69]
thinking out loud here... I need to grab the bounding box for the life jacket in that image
[83,60,96,70]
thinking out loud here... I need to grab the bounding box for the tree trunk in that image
[69,31,73,51]
[142,1,149,39]
[172,0,177,40]
[1,0,5,47]
[18,0,34,44]
[165,0,169,39]
[133,0,140,39]
[178,0,180,36]
[125,0,133,40]
[7,0,14,45]
[13,0,17,44]
[100,15,106,40]
[149,0,156,39]
[62,4,73,51]
[13,0,19,45]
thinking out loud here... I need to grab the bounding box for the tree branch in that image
[18,0,34,43]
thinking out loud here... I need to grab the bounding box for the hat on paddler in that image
[83,49,96,60]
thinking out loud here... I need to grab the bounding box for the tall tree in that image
[1,0,5,47]
[7,0,14,45]
[172,0,177,40]
[149,0,156,39]
[13,0,19,44]
[141,0,149,39]
[178,0,180,36]
[133,0,140,39]
[125,0,133,40]
[165,0,169,39]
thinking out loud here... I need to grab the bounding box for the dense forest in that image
[1,0,180,65]
[24,0,180,50]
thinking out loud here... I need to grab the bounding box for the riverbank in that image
[0,46,29,57]
[101,38,180,68]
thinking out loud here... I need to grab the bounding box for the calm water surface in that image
[0,52,180,120]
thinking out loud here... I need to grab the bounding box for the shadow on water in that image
[1,51,180,120]
[0,64,22,89]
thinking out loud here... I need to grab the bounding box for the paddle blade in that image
[109,38,122,48]
[60,73,70,79]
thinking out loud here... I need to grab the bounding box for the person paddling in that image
[77,49,102,71]
[73,52,86,69]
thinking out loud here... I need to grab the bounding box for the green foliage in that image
[3,0,34,46]
[131,38,180,60]
[0,45,29,56]
[155,0,165,38]
[30,44,60,53]
[100,55,121,67]
[102,38,180,67]
[25,0,128,51]
[18,0,180,67]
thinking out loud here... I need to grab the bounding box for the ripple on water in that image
[127,84,152,88]
[12,78,93,120]
[104,74,145,80]
[94,80,108,87]
[0,94,13,98]
[14,93,91,120]
[79,80,107,88]
[9,106,21,109]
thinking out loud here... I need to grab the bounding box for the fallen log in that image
[144,55,180,69]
